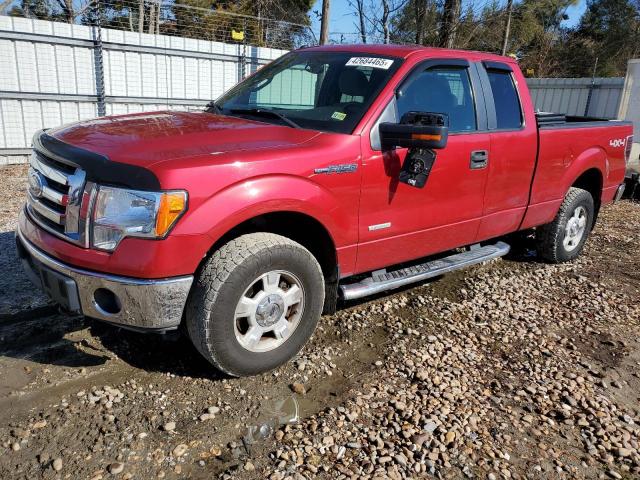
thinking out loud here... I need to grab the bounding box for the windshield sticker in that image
[331,111,347,121]
[345,57,394,69]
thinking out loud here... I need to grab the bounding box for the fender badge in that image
[314,163,358,175]
[368,222,391,231]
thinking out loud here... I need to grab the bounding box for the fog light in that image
[94,288,122,315]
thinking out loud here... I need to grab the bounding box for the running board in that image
[340,241,510,301]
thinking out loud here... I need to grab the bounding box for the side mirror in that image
[379,111,449,151]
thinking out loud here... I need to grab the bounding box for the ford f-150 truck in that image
[16,45,633,376]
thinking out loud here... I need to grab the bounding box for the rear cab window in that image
[485,69,523,130]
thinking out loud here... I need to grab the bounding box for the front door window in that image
[397,67,477,132]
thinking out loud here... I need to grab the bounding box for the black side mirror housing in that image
[379,111,449,151]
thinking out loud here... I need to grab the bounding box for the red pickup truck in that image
[16,45,632,376]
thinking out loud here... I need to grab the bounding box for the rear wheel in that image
[535,187,594,263]
[185,233,325,377]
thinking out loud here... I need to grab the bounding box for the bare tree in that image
[439,0,461,48]
[54,0,75,23]
[381,0,391,43]
[372,0,406,43]
[148,1,155,34]
[138,0,144,33]
[414,0,427,44]
[348,0,368,43]
[156,0,160,34]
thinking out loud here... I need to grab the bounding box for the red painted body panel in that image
[19,209,211,278]
[520,124,629,229]
[47,111,321,167]
[150,131,363,277]
[356,135,490,273]
[477,68,538,241]
[21,45,631,282]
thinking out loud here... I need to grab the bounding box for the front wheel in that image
[185,233,325,377]
[535,187,594,263]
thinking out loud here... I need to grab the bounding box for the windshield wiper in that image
[229,108,301,129]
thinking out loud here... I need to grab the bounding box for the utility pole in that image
[501,0,513,56]
[320,0,330,45]
[356,0,367,44]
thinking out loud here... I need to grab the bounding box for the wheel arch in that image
[570,167,603,226]
[560,146,606,227]
[198,210,340,315]
[523,147,607,230]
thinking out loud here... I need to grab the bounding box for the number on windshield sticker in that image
[345,57,394,70]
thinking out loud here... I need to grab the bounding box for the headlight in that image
[92,186,187,251]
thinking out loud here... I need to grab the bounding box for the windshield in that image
[214,51,402,134]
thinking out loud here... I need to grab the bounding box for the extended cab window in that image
[487,70,523,129]
[397,67,476,133]
[215,52,402,134]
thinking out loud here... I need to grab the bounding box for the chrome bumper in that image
[15,226,193,331]
[614,183,626,202]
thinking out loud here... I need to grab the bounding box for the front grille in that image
[26,150,91,246]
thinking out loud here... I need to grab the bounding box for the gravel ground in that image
[0,163,639,479]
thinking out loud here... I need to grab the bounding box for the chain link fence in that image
[1,0,316,49]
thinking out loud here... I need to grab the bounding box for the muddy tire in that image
[535,187,594,263]
[185,233,325,377]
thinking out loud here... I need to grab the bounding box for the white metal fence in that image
[526,77,625,119]
[619,60,640,166]
[0,15,289,165]
[0,13,631,166]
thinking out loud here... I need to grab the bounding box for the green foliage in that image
[390,0,439,45]
[9,0,70,21]
[506,0,575,76]
[564,0,640,76]
[455,0,505,52]
[388,0,638,77]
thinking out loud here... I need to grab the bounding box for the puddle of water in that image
[242,327,389,448]
[243,395,299,445]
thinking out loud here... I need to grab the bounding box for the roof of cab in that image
[300,43,516,64]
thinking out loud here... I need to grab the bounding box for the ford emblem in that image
[28,170,45,198]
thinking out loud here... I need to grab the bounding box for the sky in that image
[310,0,588,40]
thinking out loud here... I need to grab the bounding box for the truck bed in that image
[535,112,625,127]
[519,113,632,230]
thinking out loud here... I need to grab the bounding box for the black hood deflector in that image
[34,131,161,191]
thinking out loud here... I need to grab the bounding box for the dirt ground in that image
[0,164,639,479]
[0,165,49,316]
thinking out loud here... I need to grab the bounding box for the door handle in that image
[470,150,489,169]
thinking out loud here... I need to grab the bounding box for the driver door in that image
[355,60,491,273]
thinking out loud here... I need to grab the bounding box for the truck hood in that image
[47,110,322,167]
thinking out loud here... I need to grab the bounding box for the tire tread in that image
[535,187,594,263]
[185,233,323,376]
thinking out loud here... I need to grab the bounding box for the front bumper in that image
[16,225,193,331]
